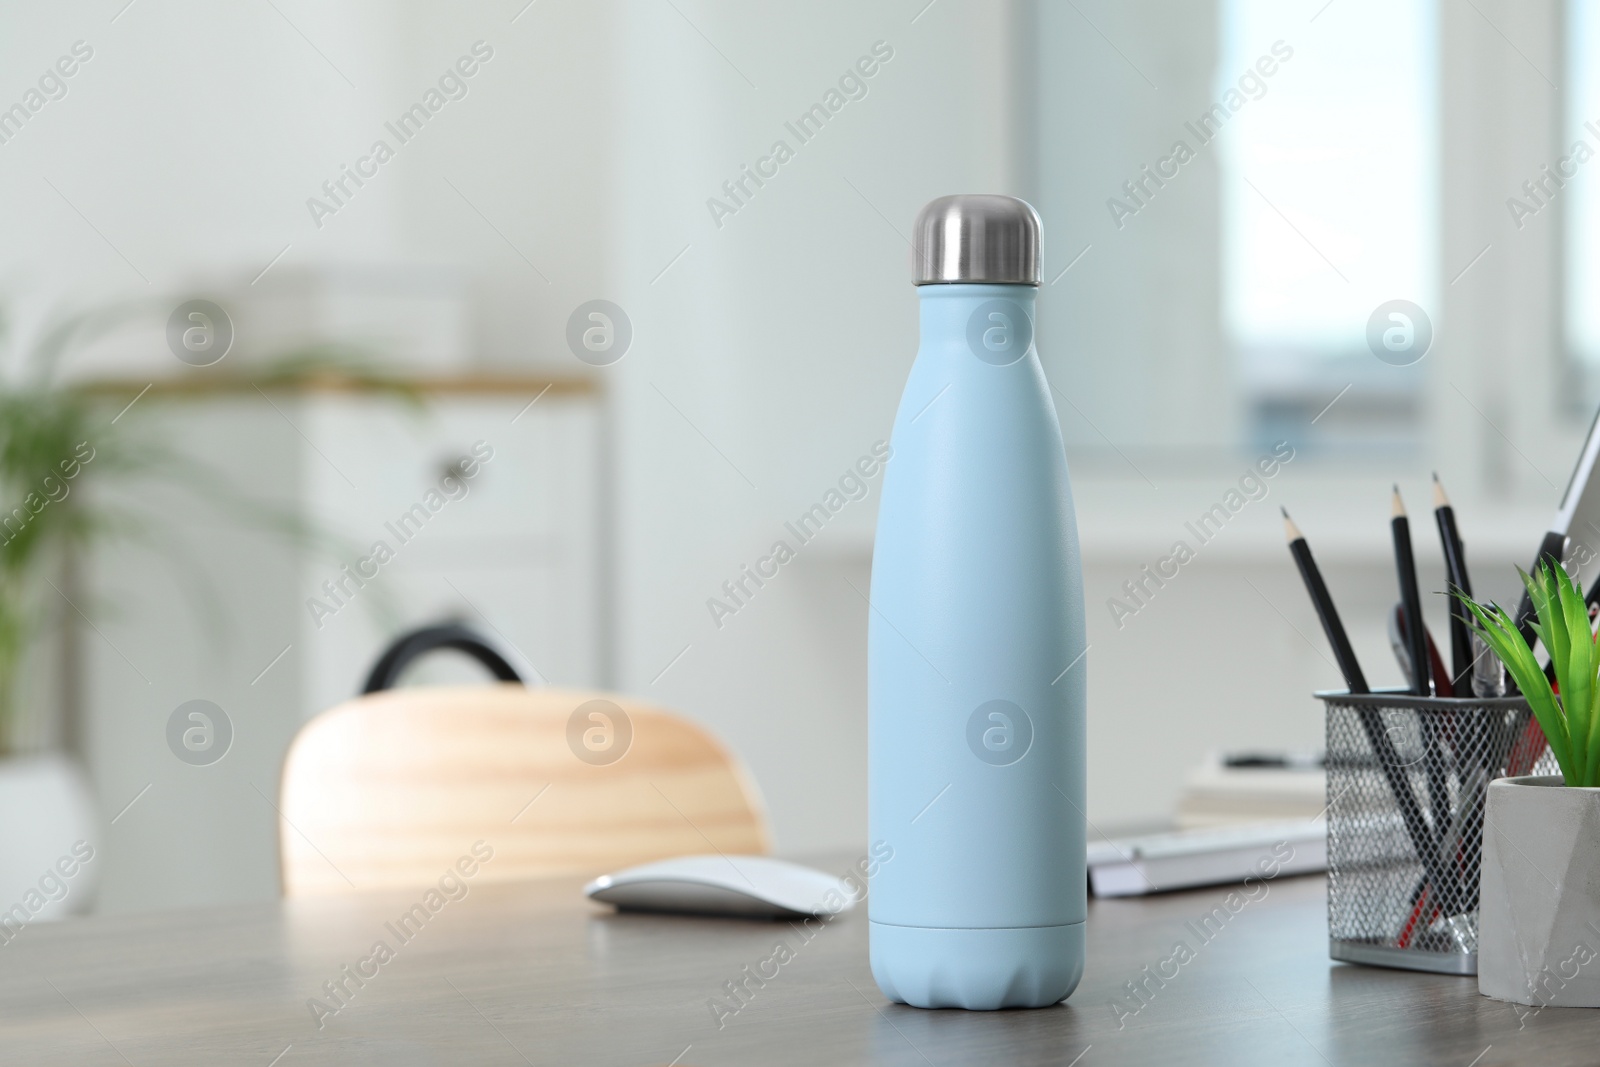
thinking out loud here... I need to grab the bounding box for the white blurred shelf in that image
[811,466,1560,567]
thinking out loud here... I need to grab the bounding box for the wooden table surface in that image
[3,858,1596,1066]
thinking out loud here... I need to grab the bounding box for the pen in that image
[1432,473,1473,697]
[1386,602,1452,696]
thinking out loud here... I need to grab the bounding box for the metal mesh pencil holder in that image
[1319,688,1555,975]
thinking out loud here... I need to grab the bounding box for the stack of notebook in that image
[1174,751,1327,828]
[1086,751,1329,897]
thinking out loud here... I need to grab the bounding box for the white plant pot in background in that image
[0,753,101,926]
[1479,775,1600,1007]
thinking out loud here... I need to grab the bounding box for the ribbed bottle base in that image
[869,920,1084,1010]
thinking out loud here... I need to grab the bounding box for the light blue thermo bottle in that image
[868,195,1086,1010]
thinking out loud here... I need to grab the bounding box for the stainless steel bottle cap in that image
[912,194,1041,286]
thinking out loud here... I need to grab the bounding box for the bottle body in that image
[867,283,1086,1009]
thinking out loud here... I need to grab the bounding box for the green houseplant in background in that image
[0,387,105,754]
[0,302,412,923]
[0,361,115,925]
[1462,561,1600,1008]
[0,304,154,923]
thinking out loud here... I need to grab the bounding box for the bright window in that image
[1568,0,1600,373]
[1218,0,1438,449]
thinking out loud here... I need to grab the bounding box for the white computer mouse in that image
[584,855,857,919]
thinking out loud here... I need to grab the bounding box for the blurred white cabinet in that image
[295,387,604,707]
[78,378,602,914]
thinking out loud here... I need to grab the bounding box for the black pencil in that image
[1283,507,1367,692]
[1432,473,1473,697]
[1391,486,1432,697]
[1283,507,1448,910]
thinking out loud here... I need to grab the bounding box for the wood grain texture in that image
[1,865,1593,1065]
[278,684,769,896]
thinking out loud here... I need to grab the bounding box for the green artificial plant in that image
[0,302,416,756]
[1461,559,1600,787]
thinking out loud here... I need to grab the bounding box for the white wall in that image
[1435,0,1570,493]
[0,0,620,374]
[605,0,1020,854]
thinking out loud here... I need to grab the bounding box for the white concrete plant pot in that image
[1479,775,1600,1007]
[0,754,100,924]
